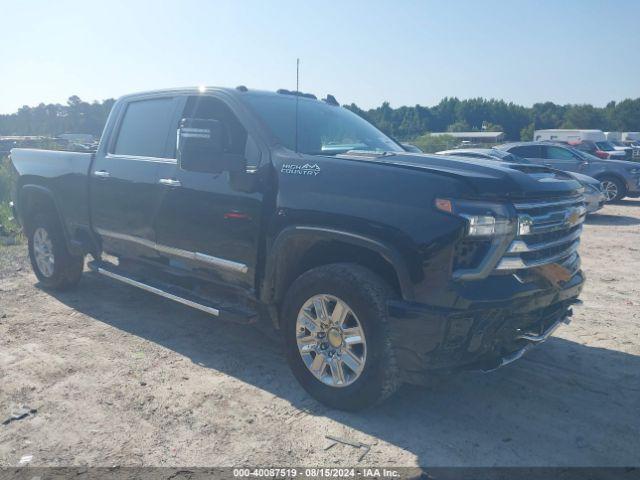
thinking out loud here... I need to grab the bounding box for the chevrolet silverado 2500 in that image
[10,87,586,410]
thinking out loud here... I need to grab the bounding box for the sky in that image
[1,0,639,114]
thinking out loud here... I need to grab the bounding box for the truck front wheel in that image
[28,213,84,290]
[282,263,400,411]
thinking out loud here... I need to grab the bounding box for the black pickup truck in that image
[10,87,586,410]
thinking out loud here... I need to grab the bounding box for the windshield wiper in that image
[305,149,398,158]
[343,150,396,157]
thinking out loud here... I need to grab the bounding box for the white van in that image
[605,132,622,142]
[533,129,606,142]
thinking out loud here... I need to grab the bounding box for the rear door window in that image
[544,146,578,160]
[509,145,542,158]
[113,98,178,158]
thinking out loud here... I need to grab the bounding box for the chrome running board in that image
[94,266,220,316]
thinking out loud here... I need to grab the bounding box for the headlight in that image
[435,198,514,237]
[628,167,640,175]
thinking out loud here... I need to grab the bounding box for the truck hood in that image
[334,151,582,199]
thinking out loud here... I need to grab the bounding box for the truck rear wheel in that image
[282,263,400,411]
[28,213,84,290]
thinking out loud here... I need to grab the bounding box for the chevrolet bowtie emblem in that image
[566,208,581,226]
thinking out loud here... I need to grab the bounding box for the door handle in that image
[94,170,110,178]
[158,178,181,187]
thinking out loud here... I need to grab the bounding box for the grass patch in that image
[0,155,23,244]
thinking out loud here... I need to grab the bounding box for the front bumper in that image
[478,300,580,372]
[626,176,640,196]
[387,268,585,385]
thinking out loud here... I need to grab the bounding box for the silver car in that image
[436,148,605,213]
[497,142,640,202]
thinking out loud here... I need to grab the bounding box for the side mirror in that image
[178,118,246,173]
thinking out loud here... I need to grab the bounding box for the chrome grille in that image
[496,195,586,270]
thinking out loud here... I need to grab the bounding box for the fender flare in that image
[18,184,61,227]
[261,225,415,304]
[593,172,627,187]
[18,184,76,251]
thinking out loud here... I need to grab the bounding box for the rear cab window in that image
[112,97,179,159]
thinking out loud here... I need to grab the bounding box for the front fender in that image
[261,225,415,305]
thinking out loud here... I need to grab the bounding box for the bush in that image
[0,155,14,203]
[410,133,459,153]
[0,155,21,241]
[0,201,21,238]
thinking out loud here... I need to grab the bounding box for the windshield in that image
[571,147,601,161]
[595,141,616,151]
[240,93,403,155]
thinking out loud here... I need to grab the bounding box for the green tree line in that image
[345,97,640,141]
[0,96,115,137]
[1,95,640,142]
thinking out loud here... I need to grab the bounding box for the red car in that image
[569,140,628,160]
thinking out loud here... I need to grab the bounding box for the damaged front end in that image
[388,193,587,385]
[475,297,582,373]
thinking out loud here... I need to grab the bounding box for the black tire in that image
[282,263,400,411]
[599,175,626,202]
[27,213,84,290]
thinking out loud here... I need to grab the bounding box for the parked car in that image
[568,140,628,160]
[608,141,639,160]
[623,140,640,159]
[534,130,629,160]
[11,86,586,410]
[611,141,637,160]
[603,134,635,160]
[435,148,605,213]
[498,142,640,201]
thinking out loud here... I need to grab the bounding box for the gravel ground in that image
[0,201,639,468]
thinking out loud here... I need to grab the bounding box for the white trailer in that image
[605,132,622,142]
[533,129,606,142]
[622,132,640,142]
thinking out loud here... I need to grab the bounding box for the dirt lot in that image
[1,201,639,468]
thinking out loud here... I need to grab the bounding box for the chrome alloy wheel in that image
[296,294,367,388]
[33,227,55,277]
[600,180,618,201]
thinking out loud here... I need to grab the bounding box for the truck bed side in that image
[11,148,93,249]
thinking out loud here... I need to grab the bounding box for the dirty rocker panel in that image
[94,227,249,274]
